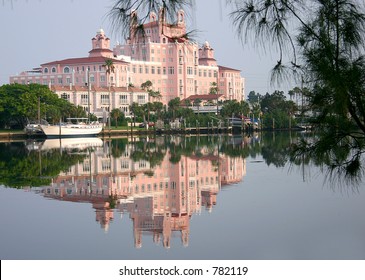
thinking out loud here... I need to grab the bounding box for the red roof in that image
[183,94,224,101]
[51,85,146,93]
[199,57,217,61]
[88,48,113,54]
[42,56,125,66]
[218,65,241,72]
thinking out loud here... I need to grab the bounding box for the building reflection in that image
[38,137,246,248]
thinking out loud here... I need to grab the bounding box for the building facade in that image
[10,10,245,118]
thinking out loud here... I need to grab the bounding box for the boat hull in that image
[40,124,103,138]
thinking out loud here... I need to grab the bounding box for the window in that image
[83,162,90,172]
[168,66,174,75]
[81,94,88,104]
[101,94,109,105]
[58,78,63,84]
[137,95,146,103]
[119,95,128,104]
[44,68,48,73]
[187,67,193,75]
[51,67,56,73]
[120,106,128,113]
[121,160,129,169]
[101,160,110,171]
[61,93,70,101]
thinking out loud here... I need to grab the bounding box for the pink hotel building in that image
[10,10,245,119]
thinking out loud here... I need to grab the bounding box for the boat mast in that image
[37,95,41,124]
[87,69,91,123]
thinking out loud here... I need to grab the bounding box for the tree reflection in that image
[290,132,365,186]
[0,132,363,190]
[0,141,86,188]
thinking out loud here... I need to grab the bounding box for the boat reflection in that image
[26,137,103,151]
[36,136,247,248]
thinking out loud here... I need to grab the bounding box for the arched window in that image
[44,68,48,73]
[64,67,70,73]
[51,67,56,73]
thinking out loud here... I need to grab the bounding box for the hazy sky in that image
[0,0,296,95]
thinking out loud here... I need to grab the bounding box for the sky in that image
[0,0,296,96]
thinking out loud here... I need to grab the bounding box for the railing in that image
[190,105,222,113]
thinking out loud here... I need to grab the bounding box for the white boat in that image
[40,118,103,138]
[24,119,48,135]
[25,123,43,134]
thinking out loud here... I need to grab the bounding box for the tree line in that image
[0,84,88,129]
[0,82,303,130]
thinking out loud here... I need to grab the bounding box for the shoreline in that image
[0,126,306,141]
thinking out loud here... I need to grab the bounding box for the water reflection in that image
[0,132,363,251]
[18,136,249,248]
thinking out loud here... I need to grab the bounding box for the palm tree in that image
[141,80,152,91]
[149,89,161,102]
[103,58,115,133]
[141,80,161,126]
[240,101,250,117]
[168,97,181,120]
[130,102,141,127]
[209,82,220,115]
[285,101,297,130]
[110,108,122,128]
[152,101,163,120]
[193,98,202,116]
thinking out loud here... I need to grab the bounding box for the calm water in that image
[1,133,365,260]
